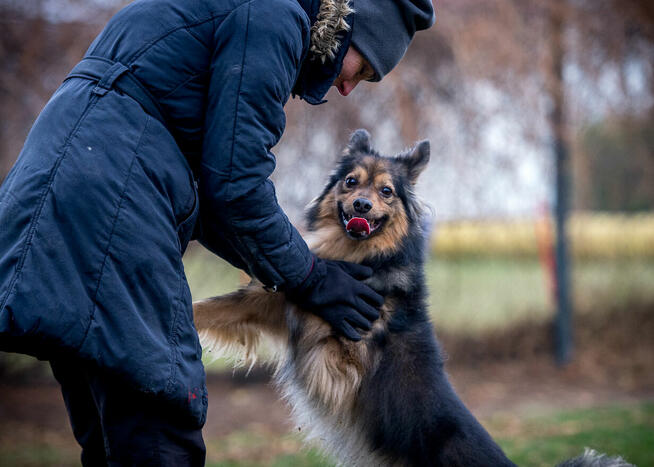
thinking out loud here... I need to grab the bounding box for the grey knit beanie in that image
[351,0,435,81]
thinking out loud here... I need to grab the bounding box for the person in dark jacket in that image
[0,0,434,464]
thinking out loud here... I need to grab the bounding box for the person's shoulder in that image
[235,0,311,51]
[251,0,309,18]
[106,0,221,31]
[246,0,310,31]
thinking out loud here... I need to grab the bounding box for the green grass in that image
[0,443,79,467]
[491,402,654,467]
[426,256,654,334]
[183,244,243,299]
[425,257,550,333]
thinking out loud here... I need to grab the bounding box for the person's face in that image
[332,47,375,97]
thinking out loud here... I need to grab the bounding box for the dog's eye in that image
[381,186,393,197]
[345,177,358,187]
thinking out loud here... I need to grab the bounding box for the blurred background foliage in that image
[1,0,654,466]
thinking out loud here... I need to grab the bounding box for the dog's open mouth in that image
[340,206,386,239]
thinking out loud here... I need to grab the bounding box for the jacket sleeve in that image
[196,0,314,289]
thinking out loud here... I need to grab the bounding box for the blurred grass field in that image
[432,213,654,259]
[183,243,654,336]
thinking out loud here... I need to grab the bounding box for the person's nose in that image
[338,79,360,96]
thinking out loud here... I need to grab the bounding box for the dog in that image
[193,130,632,467]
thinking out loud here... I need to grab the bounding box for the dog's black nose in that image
[353,198,372,213]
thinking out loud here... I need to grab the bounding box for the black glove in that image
[286,256,384,341]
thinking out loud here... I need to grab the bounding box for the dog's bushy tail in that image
[557,448,634,467]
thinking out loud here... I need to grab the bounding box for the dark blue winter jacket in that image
[0,0,352,425]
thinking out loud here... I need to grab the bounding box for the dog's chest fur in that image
[272,249,426,465]
[275,300,402,467]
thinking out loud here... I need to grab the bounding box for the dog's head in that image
[306,129,430,261]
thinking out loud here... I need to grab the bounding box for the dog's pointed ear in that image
[347,129,372,153]
[402,140,430,183]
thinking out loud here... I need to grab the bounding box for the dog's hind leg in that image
[193,285,288,366]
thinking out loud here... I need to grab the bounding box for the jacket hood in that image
[293,0,354,105]
[308,0,353,63]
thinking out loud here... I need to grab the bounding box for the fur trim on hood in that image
[309,0,353,63]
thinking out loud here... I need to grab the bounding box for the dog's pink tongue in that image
[346,217,370,235]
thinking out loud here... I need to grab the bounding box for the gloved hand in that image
[286,256,384,341]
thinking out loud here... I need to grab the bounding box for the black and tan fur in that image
[193,130,630,467]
